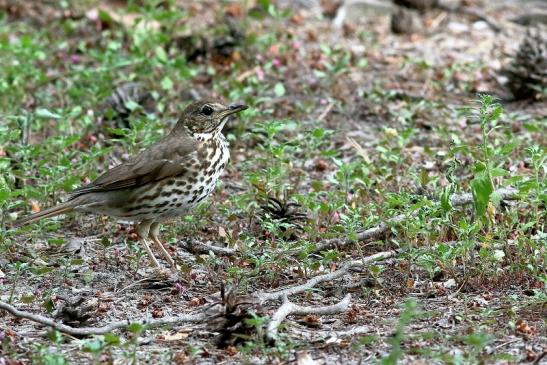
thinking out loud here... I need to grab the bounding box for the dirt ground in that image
[0,0,545,364]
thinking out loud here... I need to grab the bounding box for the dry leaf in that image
[85,3,160,31]
[296,350,318,365]
[218,226,228,238]
[30,199,41,213]
[160,331,189,342]
[347,137,371,163]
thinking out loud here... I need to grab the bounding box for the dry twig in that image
[181,188,519,257]
[180,239,237,256]
[306,187,518,254]
[266,294,351,342]
[0,300,206,336]
[258,251,398,302]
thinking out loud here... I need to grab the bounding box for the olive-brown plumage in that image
[13,100,248,269]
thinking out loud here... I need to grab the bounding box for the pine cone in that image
[259,195,308,241]
[502,29,547,100]
[102,82,154,129]
[205,285,263,347]
[391,8,423,34]
[393,0,438,12]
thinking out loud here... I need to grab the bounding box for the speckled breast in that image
[158,136,230,220]
[114,136,230,221]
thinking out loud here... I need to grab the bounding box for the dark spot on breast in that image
[198,146,208,159]
[156,201,169,208]
[129,203,150,211]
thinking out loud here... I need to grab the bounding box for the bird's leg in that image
[135,220,160,268]
[149,222,176,269]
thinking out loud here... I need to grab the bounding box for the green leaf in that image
[490,167,508,177]
[440,187,452,214]
[104,333,121,346]
[258,0,270,9]
[83,339,104,353]
[0,158,11,170]
[105,127,127,137]
[48,330,64,344]
[155,46,168,63]
[21,294,36,304]
[36,108,61,119]
[32,266,54,275]
[0,188,11,203]
[523,123,540,132]
[43,298,55,313]
[161,76,173,91]
[471,175,493,218]
[124,99,140,111]
[488,104,503,122]
[312,128,325,138]
[127,322,145,334]
[273,82,285,97]
[98,9,113,23]
[500,141,518,155]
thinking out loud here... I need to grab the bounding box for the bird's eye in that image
[201,105,214,116]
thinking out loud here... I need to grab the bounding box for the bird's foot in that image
[151,237,177,269]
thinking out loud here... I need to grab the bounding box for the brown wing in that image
[69,132,198,198]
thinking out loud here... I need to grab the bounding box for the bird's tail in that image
[12,201,77,228]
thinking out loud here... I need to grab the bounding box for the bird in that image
[12,100,248,270]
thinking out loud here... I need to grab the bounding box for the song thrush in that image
[13,100,248,269]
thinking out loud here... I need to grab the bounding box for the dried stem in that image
[258,251,397,302]
[0,301,206,336]
[266,294,351,341]
[182,188,519,257]
[180,239,237,256]
[307,187,518,253]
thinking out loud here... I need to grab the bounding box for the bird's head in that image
[176,100,247,140]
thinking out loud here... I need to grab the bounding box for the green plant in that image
[382,299,418,365]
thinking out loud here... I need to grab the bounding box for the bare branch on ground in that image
[306,187,518,254]
[258,251,398,302]
[266,294,351,342]
[180,239,237,256]
[181,188,519,257]
[0,300,206,336]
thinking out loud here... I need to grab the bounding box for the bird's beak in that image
[222,103,248,118]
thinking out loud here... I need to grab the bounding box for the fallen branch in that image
[325,324,372,338]
[180,240,236,256]
[266,294,351,342]
[0,301,206,336]
[258,251,397,302]
[445,5,502,33]
[180,188,520,258]
[305,187,518,254]
[317,102,334,122]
